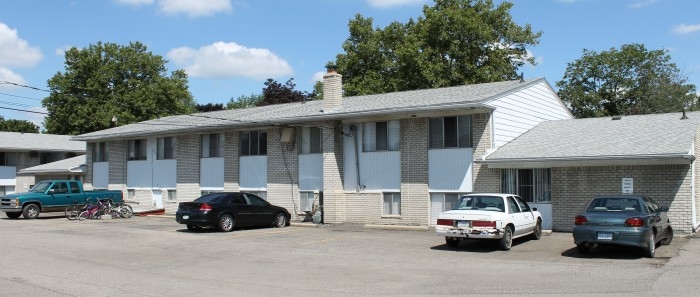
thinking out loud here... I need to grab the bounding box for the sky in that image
[0,0,699,130]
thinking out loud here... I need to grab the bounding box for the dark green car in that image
[572,195,673,258]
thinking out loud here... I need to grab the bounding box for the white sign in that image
[622,178,633,194]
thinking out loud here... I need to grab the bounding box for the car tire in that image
[218,214,235,232]
[576,243,589,255]
[531,219,542,240]
[445,237,460,248]
[660,226,673,245]
[5,212,21,219]
[273,213,287,228]
[22,204,40,219]
[643,232,655,258]
[498,226,513,251]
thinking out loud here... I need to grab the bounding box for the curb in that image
[364,224,429,231]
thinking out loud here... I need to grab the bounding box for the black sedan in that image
[175,192,291,232]
[572,195,673,258]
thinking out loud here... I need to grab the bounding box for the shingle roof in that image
[17,155,86,174]
[0,132,85,152]
[72,78,545,141]
[483,111,700,164]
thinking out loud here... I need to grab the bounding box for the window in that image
[0,152,18,166]
[166,189,177,201]
[128,139,147,160]
[201,189,223,196]
[241,131,267,156]
[157,137,177,160]
[429,115,472,148]
[383,192,401,215]
[301,127,321,154]
[300,191,315,212]
[92,142,108,162]
[69,181,80,194]
[201,133,224,158]
[245,193,268,206]
[507,196,521,213]
[245,191,267,200]
[363,120,399,152]
[127,189,135,200]
[501,168,551,202]
[51,182,68,194]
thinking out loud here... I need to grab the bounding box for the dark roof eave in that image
[477,154,695,169]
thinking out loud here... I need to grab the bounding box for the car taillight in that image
[199,203,212,211]
[436,219,453,226]
[574,215,588,225]
[625,217,645,227]
[472,220,496,228]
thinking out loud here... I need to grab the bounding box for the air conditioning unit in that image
[281,127,295,144]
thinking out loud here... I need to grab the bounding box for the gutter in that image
[478,153,695,168]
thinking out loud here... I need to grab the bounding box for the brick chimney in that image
[323,64,342,110]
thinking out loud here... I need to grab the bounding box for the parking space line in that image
[300,236,357,245]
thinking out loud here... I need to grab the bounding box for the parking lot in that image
[1,213,699,296]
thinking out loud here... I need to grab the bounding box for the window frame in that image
[157,137,177,160]
[383,192,401,215]
[301,127,322,154]
[240,131,268,156]
[429,115,472,149]
[300,191,315,212]
[201,133,224,158]
[128,139,147,161]
[93,142,108,162]
[363,120,400,152]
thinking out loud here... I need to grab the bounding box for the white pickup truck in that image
[435,193,542,250]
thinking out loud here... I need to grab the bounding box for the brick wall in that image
[224,131,240,192]
[267,127,301,216]
[552,165,693,234]
[321,121,346,223]
[397,117,430,226]
[173,135,202,211]
[108,141,127,191]
[472,112,500,192]
[695,126,700,232]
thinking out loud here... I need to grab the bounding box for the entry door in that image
[529,203,552,230]
[153,190,163,209]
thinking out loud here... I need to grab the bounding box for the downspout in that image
[691,145,698,231]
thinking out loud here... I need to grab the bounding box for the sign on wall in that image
[622,178,633,194]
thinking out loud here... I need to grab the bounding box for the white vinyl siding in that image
[299,154,322,191]
[240,155,267,191]
[92,162,109,189]
[200,157,224,189]
[486,81,573,148]
[344,123,400,191]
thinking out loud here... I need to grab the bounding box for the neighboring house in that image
[16,155,87,186]
[479,112,700,234]
[71,70,573,227]
[0,132,86,195]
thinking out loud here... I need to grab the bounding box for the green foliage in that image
[42,41,196,135]
[196,103,226,112]
[0,116,40,133]
[312,81,324,100]
[227,93,263,109]
[258,78,315,106]
[334,0,541,96]
[556,43,699,118]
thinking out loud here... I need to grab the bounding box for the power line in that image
[0,106,47,114]
[0,92,44,101]
[0,81,50,92]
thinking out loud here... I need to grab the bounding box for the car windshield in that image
[195,193,228,203]
[28,181,52,193]
[453,196,505,212]
[586,197,642,212]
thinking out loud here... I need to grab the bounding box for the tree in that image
[42,41,196,135]
[196,103,226,112]
[0,116,40,133]
[334,0,541,96]
[227,93,263,109]
[556,43,698,118]
[258,78,315,106]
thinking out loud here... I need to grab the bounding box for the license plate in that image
[183,215,189,220]
[597,232,612,240]
[457,220,470,228]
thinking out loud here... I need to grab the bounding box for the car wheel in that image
[660,226,673,245]
[498,226,513,251]
[531,219,542,240]
[22,204,40,219]
[576,243,589,255]
[218,214,235,232]
[445,237,460,248]
[273,213,287,228]
[5,212,22,219]
[643,232,655,258]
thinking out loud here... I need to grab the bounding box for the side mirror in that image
[532,207,538,211]
[660,206,669,212]
[48,189,55,195]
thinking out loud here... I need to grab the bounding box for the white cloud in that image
[312,71,325,83]
[167,42,293,79]
[55,45,74,57]
[0,23,42,68]
[115,0,230,17]
[0,67,26,88]
[672,24,700,35]
[367,0,425,8]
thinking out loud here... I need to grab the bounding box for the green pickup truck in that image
[0,180,123,219]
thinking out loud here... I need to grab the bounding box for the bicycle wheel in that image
[78,211,89,221]
[65,205,80,220]
[120,204,133,218]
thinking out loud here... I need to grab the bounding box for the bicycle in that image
[65,200,83,220]
[77,198,103,221]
